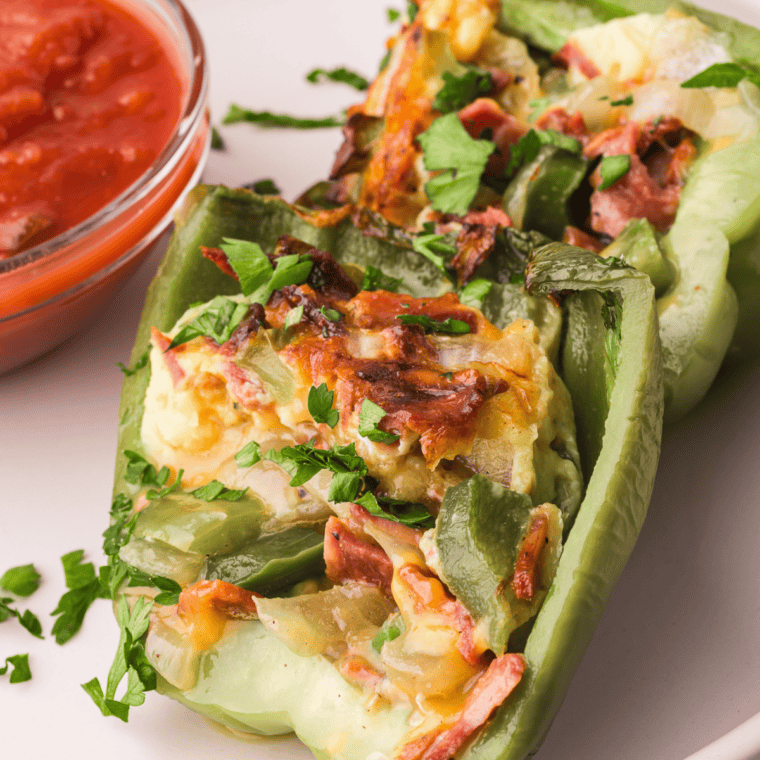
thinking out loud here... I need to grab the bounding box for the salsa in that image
[0,0,184,258]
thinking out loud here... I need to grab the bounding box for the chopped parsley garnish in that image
[681,62,760,89]
[387,8,401,22]
[361,264,402,292]
[210,126,225,150]
[433,68,493,113]
[598,154,632,190]
[246,178,281,195]
[166,296,250,350]
[145,469,184,501]
[1,654,31,683]
[610,94,634,106]
[407,1,419,22]
[358,399,400,444]
[235,440,262,467]
[356,492,434,528]
[319,306,342,322]
[122,451,170,489]
[458,278,492,309]
[0,564,41,597]
[191,480,247,502]
[0,598,42,638]
[308,383,340,428]
[306,67,369,91]
[116,351,148,377]
[412,231,457,282]
[223,103,345,129]
[371,615,405,653]
[506,128,582,175]
[82,595,156,722]
[416,113,495,215]
[284,304,305,329]
[396,314,471,334]
[265,440,368,503]
[122,570,182,607]
[51,550,107,645]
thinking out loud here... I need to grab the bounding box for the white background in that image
[1,1,759,759]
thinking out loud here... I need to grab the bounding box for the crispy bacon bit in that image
[459,207,512,228]
[177,579,259,651]
[330,111,383,179]
[512,514,549,600]
[324,517,395,595]
[401,654,526,760]
[452,222,498,285]
[292,203,354,229]
[535,108,589,143]
[150,326,185,386]
[458,98,527,176]
[637,116,684,154]
[583,122,639,159]
[220,304,269,356]
[200,245,237,278]
[563,225,605,254]
[552,42,601,79]
[272,284,348,338]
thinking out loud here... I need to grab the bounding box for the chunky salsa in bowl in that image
[0,0,210,373]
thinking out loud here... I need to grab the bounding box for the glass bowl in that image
[0,0,210,374]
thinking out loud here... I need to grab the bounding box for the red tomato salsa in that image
[0,0,184,259]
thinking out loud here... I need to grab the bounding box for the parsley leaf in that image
[223,103,344,129]
[0,654,32,683]
[417,113,495,215]
[319,306,342,322]
[358,399,400,444]
[0,598,43,638]
[458,278,492,309]
[123,569,182,606]
[122,450,170,489]
[371,615,405,653]
[396,314,471,334]
[210,126,225,150]
[220,238,273,297]
[598,154,632,190]
[82,595,156,722]
[51,550,107,645]
[306,67,369,91]
[0,564,41,597]
[284,305,305,329]
[246,178,281,195]
[506,128,582,175]
[355,492,434,528]
[166,296,250,350]
[411,232,457,280]
[116,351,148,377]
[681,62,760,89]
[610,94,634,106]
[387,8,401,22]
[361,264,402,292]
[191,480,247,502]
[308,383,340,428]
[235,440,262,467]
[433,68,493,113]
[145,469,184,501]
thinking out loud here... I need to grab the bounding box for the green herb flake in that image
[355,492,434,528]
[416,113,495,215]
[319,306,342,323]
[396,314,471,334]
[0,596,43,638]
[166,296,250,350]
[122,451,170,489]
[221,238,273,297]
[210,126,225,150]
[116,351,148,377]
[284,305,305,329]
[506,128,582,175]
[371,615,405,653]
[598,154,632,191]
[0,564,41,597]
[610,94,634,106]
[145,469,184,501]
[411,232,457,281]
[82,595,156,722]
[680,62,759,89]
[235,440,262,467]
[306,67,369,91]
[458,278,492,309]
[361,264,402,292]
[358,399,400,444]
[191,480,247,502]
[223,104,345,130]
[407,0,418,22]
[308,383,340,428]
[51,550,107,645]
[0,654,32,684]
[433,68,493,114]
[387,7,401,22]
[247,178,281,195]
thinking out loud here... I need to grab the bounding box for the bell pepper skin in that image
[497,0,760,420]
[111,186,662,760]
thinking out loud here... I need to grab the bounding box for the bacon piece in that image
[459,207,512,228]
[449,207,512,285]
[584,122,639,159]
[553,42,601,79]
[458,98,527,176]
[563,225,604,254]
[403,654,526,760]
[150,327,185,386]
[535,108,589,143]
[512,513,549,600]
[219,304,268,356]
[589,154,680,237]
[201,245,237,278]
[292,203,354,229]
[330,110,383,179]
[338,654,385,689]
[324,516,394,595]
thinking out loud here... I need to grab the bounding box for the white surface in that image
[2,1,760,759]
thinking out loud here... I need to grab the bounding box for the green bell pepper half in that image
[111,184,662,760]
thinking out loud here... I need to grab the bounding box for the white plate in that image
[1,1,759,759]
